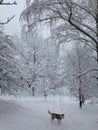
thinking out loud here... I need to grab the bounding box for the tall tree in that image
[19,0,62,96]
[20,0,98,84]
[0,33,23,95]
[65,43,98,108]
[21,0,98,98]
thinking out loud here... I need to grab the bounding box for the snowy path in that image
[0,96,98,130]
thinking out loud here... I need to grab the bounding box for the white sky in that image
[0,0,26,35]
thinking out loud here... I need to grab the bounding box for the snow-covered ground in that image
[0,95,98,130]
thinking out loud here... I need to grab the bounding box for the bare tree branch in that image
[0,0,17,5]
[75,68,98,78]
[0,15,15,25]
[68,8,98,45]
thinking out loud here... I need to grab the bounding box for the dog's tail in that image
[48,110,52,115]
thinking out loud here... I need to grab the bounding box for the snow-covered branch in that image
[0,0,17,5]
[0,15,15,25]
[75,68,98,78]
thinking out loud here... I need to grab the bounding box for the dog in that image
[48,110,64,124]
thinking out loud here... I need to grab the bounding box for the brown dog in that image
[48,110,64,124]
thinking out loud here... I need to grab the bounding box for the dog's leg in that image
[51,116,54,123]
[58,119,61,125]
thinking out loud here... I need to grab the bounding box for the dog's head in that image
[61,114,64,119]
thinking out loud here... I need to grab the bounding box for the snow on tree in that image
[0,32,23,95]
[18,0,64,96]
[64,42,98,108]
[20,0,98,89]
[17,29,61,96]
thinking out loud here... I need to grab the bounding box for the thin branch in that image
[68,9,98,45]
[0,15,15,25]
[72,2,96,20]
[28,15,59,31]
[0,1,17,5]
[75,68,98,78]
[71,17,97,35]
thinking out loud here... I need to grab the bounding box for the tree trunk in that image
[96,0,98,63]
[96,0,98,85]
[32,87,35,96]
[79,88,83,108]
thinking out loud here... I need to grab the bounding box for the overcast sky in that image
[0,0,26,35]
